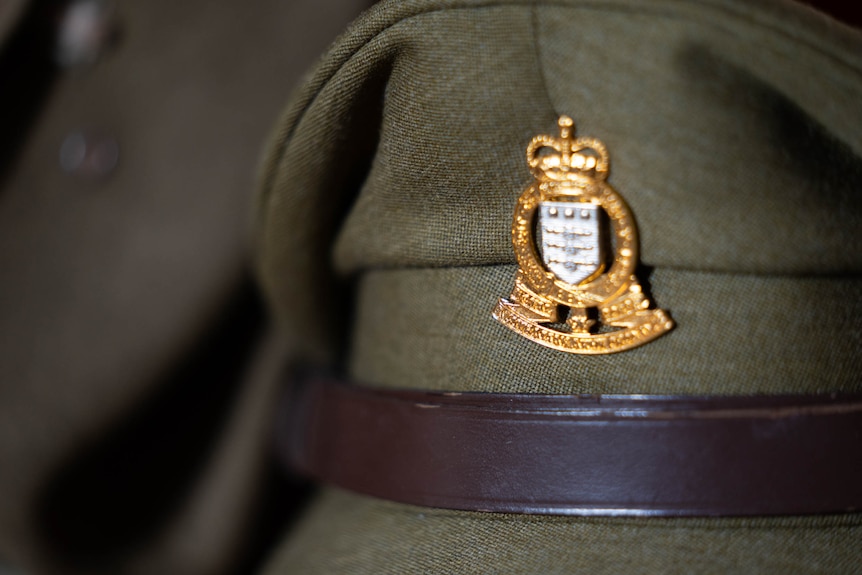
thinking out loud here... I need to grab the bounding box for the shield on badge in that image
[538,201,604,285]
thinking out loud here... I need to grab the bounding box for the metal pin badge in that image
[492,116,673,354]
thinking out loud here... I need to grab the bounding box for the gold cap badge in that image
[492,116,673,354]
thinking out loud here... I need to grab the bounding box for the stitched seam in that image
[530,2,558,118]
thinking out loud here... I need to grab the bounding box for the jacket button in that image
[59,131,119,177]
[56,0,117,68]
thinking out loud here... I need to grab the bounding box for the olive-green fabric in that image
[255,0,862,572]
[266,489,861,575]
[257,0,862,366]
[350,266,861,394]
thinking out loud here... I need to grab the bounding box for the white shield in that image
[538,201,603,285]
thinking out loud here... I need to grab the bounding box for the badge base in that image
[493,298,673,355]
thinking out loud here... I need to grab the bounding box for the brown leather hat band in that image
[278,378,862,517]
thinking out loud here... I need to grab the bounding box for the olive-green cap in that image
[255,0,862,571]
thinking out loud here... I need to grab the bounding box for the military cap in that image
[255,0,862,572]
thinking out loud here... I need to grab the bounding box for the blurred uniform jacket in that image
[0,0,368,573]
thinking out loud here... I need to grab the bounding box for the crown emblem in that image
[492,116,673,354]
